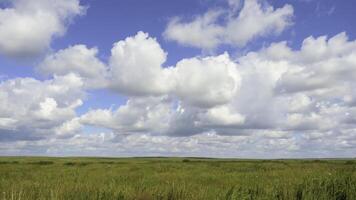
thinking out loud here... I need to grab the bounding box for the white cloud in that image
[0,73,84,141]
[0,0,355,158]
[0,0,85,57]
[163,10,225,50]
[174,53,241,107]
[0,131,333,158]
[276,32,356,94]
[81,96,171,134]
[63,31,356,141]
[38,45,108,89]
[163,0,293,50]
[225,0,293,47]
[240,32,356,134]
[108,32,241,109]
[109,31,175,96]
[54,117,82,138]
[197,105,245,126]
[3,29,356,157]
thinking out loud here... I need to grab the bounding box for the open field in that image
[0,157,356,200]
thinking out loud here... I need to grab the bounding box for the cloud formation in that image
[109,32,175,96]
[81,96,171,134]
[1,0,356,157]
[0,0,85,57]
[174,54,240,107]
[39,32,241,108]
[61,31,353,143]
[38,45,108,88]
[0,74,84,141]
[163,0,294,50]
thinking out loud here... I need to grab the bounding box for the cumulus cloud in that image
[3,130,343,158]
[0,0,85,57]
[109,32,175,96]
[4,127,356,158]
[37,45,108,88]
[197,105,245,127]
[107,32,241,108]
[109,32,356,139]
[163,10,225,50]
[3,29,356,157]
[163,0,293,50]
[80,96,171,134]
[1,0,356,158]
[0,73,84,141]
[174,53,241,107]
[241,32,356,134]
[41,31,356,141]
[276,32,356,94]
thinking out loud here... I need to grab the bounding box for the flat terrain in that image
[0,157,355,200]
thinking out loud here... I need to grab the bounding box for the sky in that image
[0,0,356,158]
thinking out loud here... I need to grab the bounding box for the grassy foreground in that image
[0,157,356,200]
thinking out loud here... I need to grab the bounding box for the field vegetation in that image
[0,157,355,199]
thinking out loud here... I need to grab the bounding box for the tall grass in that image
[0,157,355,199]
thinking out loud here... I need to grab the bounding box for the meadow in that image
[0,157,355,200]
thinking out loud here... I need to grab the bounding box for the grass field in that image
[0,157,355,200]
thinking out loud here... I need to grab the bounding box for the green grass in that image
[0,157,356,199]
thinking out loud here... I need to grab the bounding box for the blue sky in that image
[2,0,355,76]
[1,0,356,158]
